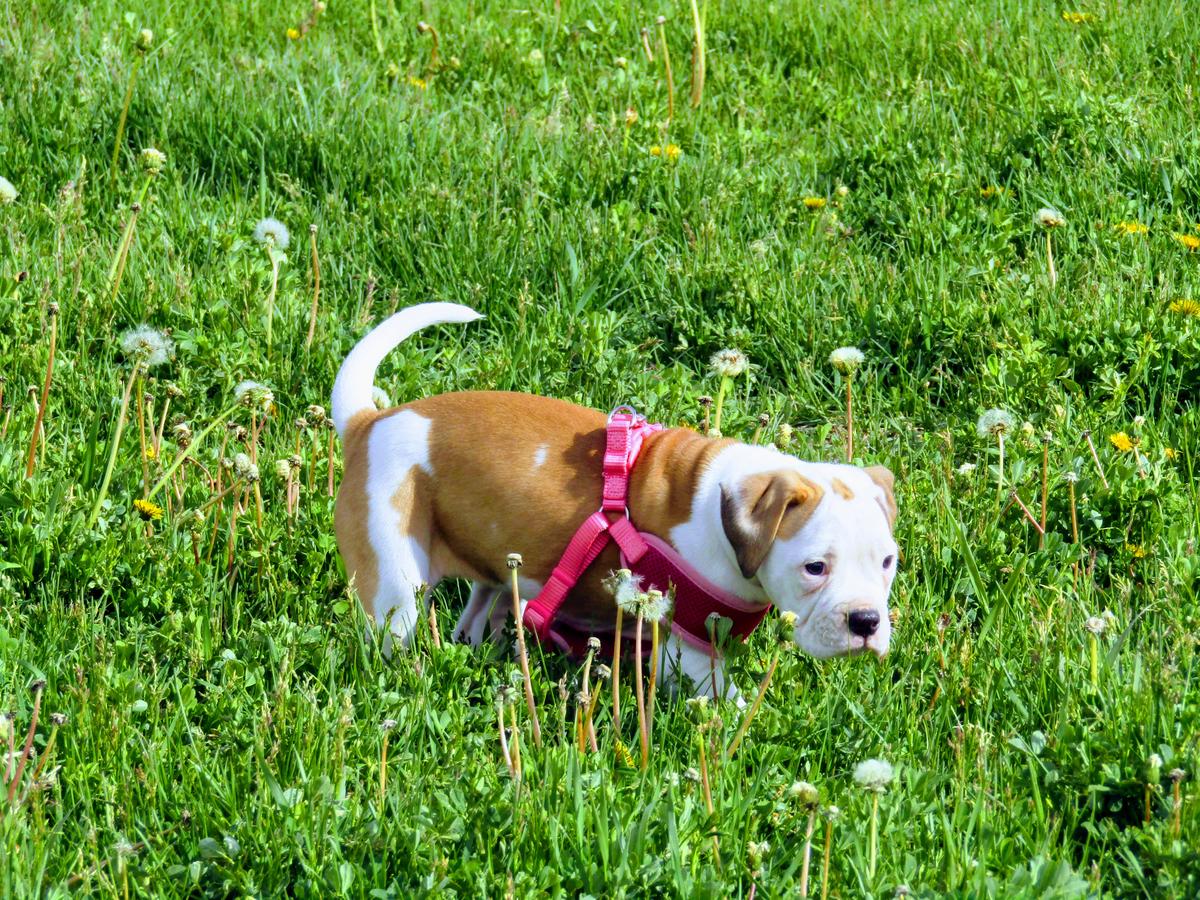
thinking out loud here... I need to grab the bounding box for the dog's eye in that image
[883,555,895,570]
[804,561,826,576]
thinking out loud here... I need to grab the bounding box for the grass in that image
[1,0,1199,895]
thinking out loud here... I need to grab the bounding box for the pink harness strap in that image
[522,409,770,655]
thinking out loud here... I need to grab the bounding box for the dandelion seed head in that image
[603,568,643,612]
[976,408,1014,438]
[253,217,291,250]
[0,176,17,204]
[1034,207,1065,229]
[788,780,820,808]
[956,462,977,475]
[136,28,154,52]
[120,325,174,368]
[1168,768,1185,783]
[829,346,864,375]
[232,453,258,482]
[853,758,894,793]
[822,804,841,821]
[710,348,749,379]
[1084,615,1107,635]
[643,589,671,623]
[139,147,166,176]
[596,664,611,680]
[234,380,274,409]
[275,459,293,480]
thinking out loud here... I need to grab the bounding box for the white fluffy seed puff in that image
[976,408,1015,438]
[0,176,17,204]
[710,348,749,378]
[853,758,894,793]
[829,346,864,375]
[119,325,174,368]
[253,217,291,250]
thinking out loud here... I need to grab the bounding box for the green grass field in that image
[2,0,1199,895]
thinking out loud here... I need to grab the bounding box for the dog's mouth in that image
[846,637,888,659]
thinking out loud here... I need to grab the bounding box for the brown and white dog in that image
[332,303,899,697]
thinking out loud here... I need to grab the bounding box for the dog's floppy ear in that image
[865,465,897,528]
[720,470,822,579]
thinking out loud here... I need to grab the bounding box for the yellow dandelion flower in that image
[1164,447,1178,460]
[1174,233,1200,251]
[144,445,157,461]
[1124,543,1148,559]
[1169,298,1200,317]
[1109,432,1134,452]
[134,499,164,521]
[1061,11,1096,24]
[649,145,662,157]
[979,185,1005,199]
[407,75,427,90]
[286,27,301,40]
[615,740,635,767]
[1113,221,1148,236]
[664,144,681,162]
[803,197,827,210]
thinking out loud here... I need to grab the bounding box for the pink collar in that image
[523,408,771,657]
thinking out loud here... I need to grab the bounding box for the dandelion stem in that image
[697,731,720,865]
[868,792,879,881]
[634,611,649,769]
[145,403,242,501]
[713,375,731,435]
[657,18,675,124]
[508,559,543,748]
[109,55,144,189]
[6,682,44,806]
[369,0,384,56]
[24,307,57,479]
[1083,431,1109,490]
[84,364,142,531]
[612,606,624,741]
[799,810,816,897]
[845,377,854,462]
[1010,491,1045,535]
[136,374,150,494]
[497,702,515,777]
[820,819,833,900]
[1088,632,1098,691]
[725,645,780,761]
[1068,480,1080,545]
[647,619,660,754]
[305,225,321,351]
[640,27,654,62]
[379,733,390,802]
[264,245,281,358]
[688,0,705,109]
[1046,231,1056,288]
[1039,439,1049,549]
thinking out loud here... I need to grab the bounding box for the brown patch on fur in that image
[334,421,379,617]
[720,470,823,578]
[865,465,897,528]
[831,477,855,500]
[336,392,739,633]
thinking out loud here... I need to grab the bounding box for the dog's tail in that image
[330,302,483,438]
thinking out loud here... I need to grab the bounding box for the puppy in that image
[333,303,898,696]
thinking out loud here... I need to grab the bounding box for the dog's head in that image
[718,460,898,658]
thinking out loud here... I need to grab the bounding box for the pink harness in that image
[522,408,771,657]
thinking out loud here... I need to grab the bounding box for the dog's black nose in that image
[847,609,880,638]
